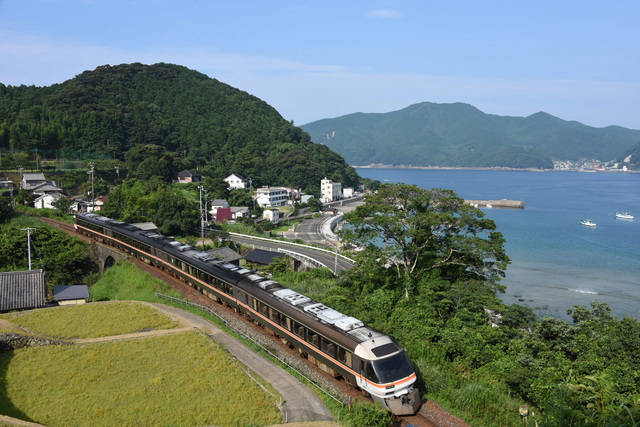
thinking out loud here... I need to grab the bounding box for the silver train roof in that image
[79,212,384,344]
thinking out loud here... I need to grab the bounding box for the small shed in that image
[0,269,47,312]
[244,249,285,267]
[207,247,243,266]
[53,285,90,305]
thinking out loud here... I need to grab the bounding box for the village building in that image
[255,186,288,208]
[20,172,62,195]
[206,247,243,266]
[53,285,90,305]
[0,269,47,312]
[263,208,280,223]
[33,192,64,210]
[343,187,355,198]
[176,169,203,183]
[224,173,248,190]
[210,199,230,217]
[244,248,296,269]
[320,177,342,203]
[229,206,250,219]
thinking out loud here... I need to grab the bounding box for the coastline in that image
[354,164,638,173]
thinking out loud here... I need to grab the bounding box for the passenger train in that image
[74,212,421,415]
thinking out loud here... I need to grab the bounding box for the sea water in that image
[355,168,640,320]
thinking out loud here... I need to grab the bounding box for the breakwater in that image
[464,199,524,209]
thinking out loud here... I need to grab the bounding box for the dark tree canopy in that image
[0,63,359,193]
[340,183,510,298]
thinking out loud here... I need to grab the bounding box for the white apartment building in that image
[320,177,342,203]
[255,186,288,207]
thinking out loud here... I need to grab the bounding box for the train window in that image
[269,308,280,324]
[310,333,319,348]
[363,361,379,383]
[321,339,335,358]
[337,347,352,368]
[252,298,257,311]
[293,322,305,339]
[280,316,290,331]
[255,301,268,316]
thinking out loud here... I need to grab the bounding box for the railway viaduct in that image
[95,243,126,273]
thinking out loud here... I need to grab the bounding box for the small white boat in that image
[580,219,596,227]
[615,212,634,220]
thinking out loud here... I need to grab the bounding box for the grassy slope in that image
[0,263,282,427]
[0,302,179,339]
[0,332,281,426]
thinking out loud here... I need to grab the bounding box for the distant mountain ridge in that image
[301,102,640,169]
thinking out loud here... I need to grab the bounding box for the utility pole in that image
[88,162,95,212]
[198,185,205,249]
[204,189,209,223]
[115,165,120,182]
[21,227,35,270]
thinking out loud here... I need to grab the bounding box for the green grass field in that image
[0,301,282,426]
[0,332,282,426]
[89,259,183,302]
[0,302,179,339]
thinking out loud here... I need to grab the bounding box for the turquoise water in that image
[355,168,640,319]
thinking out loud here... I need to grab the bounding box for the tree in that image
[340,183,510,299]
[52,195,73,214]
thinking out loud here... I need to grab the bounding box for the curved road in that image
[230,215,354,273]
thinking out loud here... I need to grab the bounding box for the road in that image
[229,197,365,274]
[230,230,354,273]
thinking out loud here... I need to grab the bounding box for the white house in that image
[320,177,342,203]
[343,187,354,198]
[224,173,248,190]
[263,208,280,223]
[33,193,64,210]
[230,206,250,219]
[255,186,288,208]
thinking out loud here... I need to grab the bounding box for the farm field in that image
[0,303,283,427]
[0,301,179,339]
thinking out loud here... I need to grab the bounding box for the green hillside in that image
[0,63,358,192]
[301,102,640,169]
[617,141,640,170]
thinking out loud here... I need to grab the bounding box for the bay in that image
[355,168,640,320]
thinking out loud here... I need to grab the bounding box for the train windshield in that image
[371,351,414,384]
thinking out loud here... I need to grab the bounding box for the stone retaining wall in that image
[0,333,68,352]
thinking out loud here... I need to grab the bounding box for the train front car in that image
[354,333,421,415]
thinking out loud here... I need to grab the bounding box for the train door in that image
[235,289,248,313]
[356,357,375,397]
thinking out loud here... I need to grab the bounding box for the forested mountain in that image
[617,141,640,170]
[0,63,358,192]
[301,102,640,169]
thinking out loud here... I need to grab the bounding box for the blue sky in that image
[1,1,639,129]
